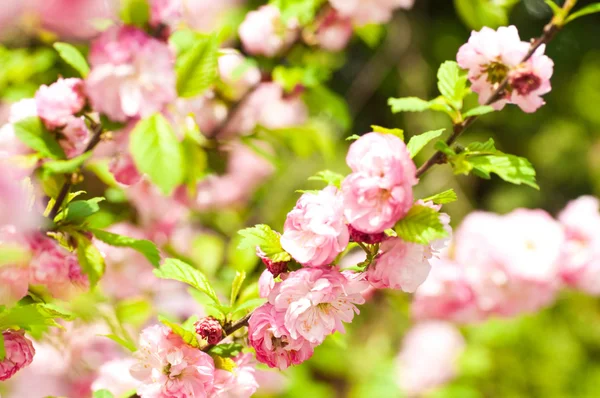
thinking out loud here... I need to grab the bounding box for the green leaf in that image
[466,138,496,152]
[42,152,92,175]
[159,316,201,348]
[566,3,600,24]
[437,61,468,109]
[407,129,445,158]
[388,97,432,113]
[453,0,516,30]
[0,332,5,361]
[154,258,220,304]
[101,334,137,352]
[395,205,449,245]
[422,189,458,205]
[233,297,266,313]
[544,0,563,16]
[308,170,345,189]
[434,140,457,157]
[129,114,184,195]
[120,0,150,27]
[116,298,153,328]
[93,390,115,398]
[90,228,161,268]
[73,231,105,286]
[208,343,243,358]
[13,117,66,159]
[270,0,326,24]
[238,225,291,263]
[346,134,360,141]
[0,304,74,330]
[230,271,246,306]
[303,86,351,131]
[462,105,495,118]
[371,125,404,141]
[176,34,219,98]
[53,42,90,77]
[464,154,539,189]
[57,198,105,224]
[354,24,385,48]
[273,65,327,92]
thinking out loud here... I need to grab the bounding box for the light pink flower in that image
[0,330,35,381]
[92,358,140,397]
[457,26,529,109]
[210,353,259,398]
[238,5,298,57]
[58,117,92,158]
[218,51,261,101]
[0,164,39,232]
[0,265,30,306]
[259,269,276,298]
[110,153,142,186]
[558,196,600,295]
[508,47,554,113]
[181,0,243,33]
[35,78,86,129]
[150,0,182,29]
[130,324,215,398]
[396,321,465,396]
[0,98,38,158]
[329,0,414,26]
[248,303,315,370]
[280,186,349,267]
[342,132,417,233]
[268,267,368,343]
[315,10,353,51]
[366,237,433,292]
[86,26,176,122]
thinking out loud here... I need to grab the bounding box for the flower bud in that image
[194,317,224,345]
[0,330,35,381]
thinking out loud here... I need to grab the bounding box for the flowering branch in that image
[202,312,252,352]
[415,0,578,178]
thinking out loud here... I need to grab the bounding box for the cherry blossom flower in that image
[218,51,262,101]
[92,358,140,397]
[0,330,35,381]
[194,317,223,345]
[314,10,353,51]
[150,0,182,30]
[508,47,554,113]
[35,78,86,129]
[280,186,349,267]
[210,353,259,397]
[329,0,414,26]
[238,5,298,57]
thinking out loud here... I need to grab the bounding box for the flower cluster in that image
[457,25,554,113]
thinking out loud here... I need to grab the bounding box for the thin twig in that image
[202,312,252,352]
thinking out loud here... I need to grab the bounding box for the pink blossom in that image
[86,26,176,122]
[0,265,30,306]
[150,0,182,29]
[92,358,140,397]
[0,98,38,158]
[58,117,92,158]
[315,10,353,51]
[508,47,554,113]
[238,5,298,57]
[131,324,215,398]
[396,321,465,396]
[0,163,39,232]
[329,0,414,26]
[457,26,528,109]
[558,196,600,295]
[0,330,35,381]
[342,132,417,233]
[366,237,433,292]
[280,186,349,267]
[248,304,315,370]
[268,267,368,343]
[181,0,243,33]
[35,78,86,129]
[218,51,261,101]
[194,317,223,345]
[258,269,276,298]
[210,353,259,398]
[110,153,142,186]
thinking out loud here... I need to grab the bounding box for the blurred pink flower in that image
[0,164,40,233]
[58,117,92,158]
[280,186,349,267]
[218,51,261,101]
[210,353,259,397]
[248,303,315,370]
[110,152,142,186]
[0,330,35,381]
[329,0,414,26]
[86,26,176,122]
[182,0,243,33]
[130,324,215,398]
[35,78,86,129]
[238,5,298,57]
[315,10,353,51]
[0,265,30,306]
[396,321,465,396]
[173,93,229,138]
[268,267,367,343]
[150,0,182,29]
[0,98,38,158]
[92,358,140,397]
[342,132,417,234]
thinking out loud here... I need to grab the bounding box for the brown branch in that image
[415,0,577,178]
[202,312,252,352]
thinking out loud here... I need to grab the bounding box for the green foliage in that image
[159,316,201,348]
[93,390,115,398]
[454,0,519,29]
[90,228,161,267]
[308,170,345,188]
[0,332,4,361]
[41,152,92,175]
[0,243,30,266]
[273,65,328,92]
[544,0,563,16]
[208,343,243,358]
[102,334,137,352]
[120,0,150,27]
[270,0,326,24]
[437,61,468,110]
[354,24,385,48]
[176,34,219,98]
[73,231,106,286]
[566,3,600,24]
[238,224,291,263]
[463,105,495,118]
[129,114,184,195]
[52,43,90,77]
[0,304,74,330]
[116,299,153,328]
[230,271,246,306]
[13,117,66,159]
[56,198,105,224]
[388,97,433,113]
[407,129,445,158]
[422,189,458,205]
[154,258,220,304]
[303,86,351,131]
[394,205,449,245]
[371,125,404,141]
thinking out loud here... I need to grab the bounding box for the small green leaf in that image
[465,154,539,189]
[58,198,105,224]
[73,231,105,286]
[101,334,137,352]
[233,298,266,313]
[308,170,345,189]
[159,316,201,348]
[303,86,351,131]
[354,24,385,48]
[395,205,448,245]
[388,97,432,113]
[154,258,220,304]
[273,65,326,92]
[437,61,468,109]
[565,3,600,24]
[270,0,326,24]
[93,390,115,398]
[0,304,74,330]
[346,134,360,141]
[407,129,445,158]
[90,228,161,268]
[129,114,184,195]
[120,0,150,27]
[544,0,563,16]
[230,271,246,306]
[462,105,495,118]
[42,152,92,175]
[371,125,404,141]
[53,42,90,77]
[208,343,243,358]
[422,189,458,205]
[176,34,219,97]
[116,299,153,328]
[434,141,456,156]
[238,225,291,263]
[13,117,66,159]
